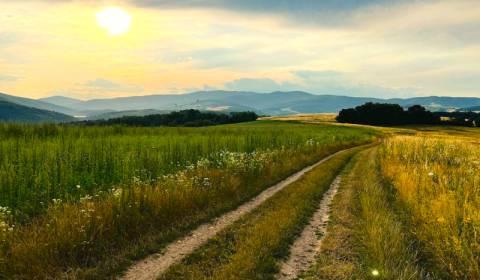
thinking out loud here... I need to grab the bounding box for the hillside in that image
[0,100,75,123]
[0,92,76,115]
[39,91,480,116]
[458,105,480,112]
[38,95,83,108]
[3,91,480,119]
[86,109,170,120]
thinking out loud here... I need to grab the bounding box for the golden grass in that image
[380,135,480,279]
[260,113,338,123]
[305,147,424,280]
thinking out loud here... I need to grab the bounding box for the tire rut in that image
[276,175,342,280]
[119,148,354,280]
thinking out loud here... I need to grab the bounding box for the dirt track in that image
[120,148,353,280]
[277,176,342,280]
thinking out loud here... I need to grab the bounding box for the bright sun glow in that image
[96,7,132,36]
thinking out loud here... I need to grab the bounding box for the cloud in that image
[129,0,405,16]
[224,71,418,98]
[0,32,18,49]
[1,0,480,98]
[50,79,145,99]
[0,74,19,82]
[81,78,144,93]
[225,78,298,92]
[6,0,411,27]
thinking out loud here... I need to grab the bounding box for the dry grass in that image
[305,148,424,280]
[260,113,337,123]
[380,135,480,279]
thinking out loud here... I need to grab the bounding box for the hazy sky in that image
[1,0,479,99]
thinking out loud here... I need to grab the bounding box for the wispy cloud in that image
[0,74,19,82]
[224,71,418,98]
[81,78,144,93]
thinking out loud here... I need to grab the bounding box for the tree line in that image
[337,102,480,127]
[75,109,259,127]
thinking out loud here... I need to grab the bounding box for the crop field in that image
[0,119,478,280]
[0,121,375,279]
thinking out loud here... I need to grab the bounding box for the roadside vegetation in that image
[380,136,480,279]
[304,148,425,280]
[304,128,479,280]
[160,146,363,280]
[0,121,375,279]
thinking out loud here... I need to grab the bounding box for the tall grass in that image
[0,121,375,279]
[305,147,425,280]
[380,136,480,279]
[0,121,375,221]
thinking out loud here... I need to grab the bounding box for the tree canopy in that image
[76,109,258,127]
[336,102,440,125]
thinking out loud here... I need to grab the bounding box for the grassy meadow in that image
[380,135,480,278]
[305,147,425,280]
[301,124,479,280]
[0,121,376,279]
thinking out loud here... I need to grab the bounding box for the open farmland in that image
[1,118,479,280]
[4,1,480,279]
[0,121,376,279]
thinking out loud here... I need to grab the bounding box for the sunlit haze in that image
[0,0,479,99]
[96,7,132,36]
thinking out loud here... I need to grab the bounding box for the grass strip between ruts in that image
[159,145,365,280]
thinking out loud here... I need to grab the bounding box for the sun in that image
[96,7,132,36]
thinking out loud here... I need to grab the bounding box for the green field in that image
[0,121,376,279]
[0,121,375,221]
[1,120,478,280]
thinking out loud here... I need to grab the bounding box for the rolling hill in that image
[38,95,84,108]
[3,91,480,121]
[0,100,76,123]
[0,92,76,116]
[38,91,480,116]
[86,109,170,120]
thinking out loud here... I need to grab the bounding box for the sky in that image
[0,0,479,100]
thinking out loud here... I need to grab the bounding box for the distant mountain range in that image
[0,100,75,123]
[0,92,75,116]
[1,90,480,123]
[39,91,480,116]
